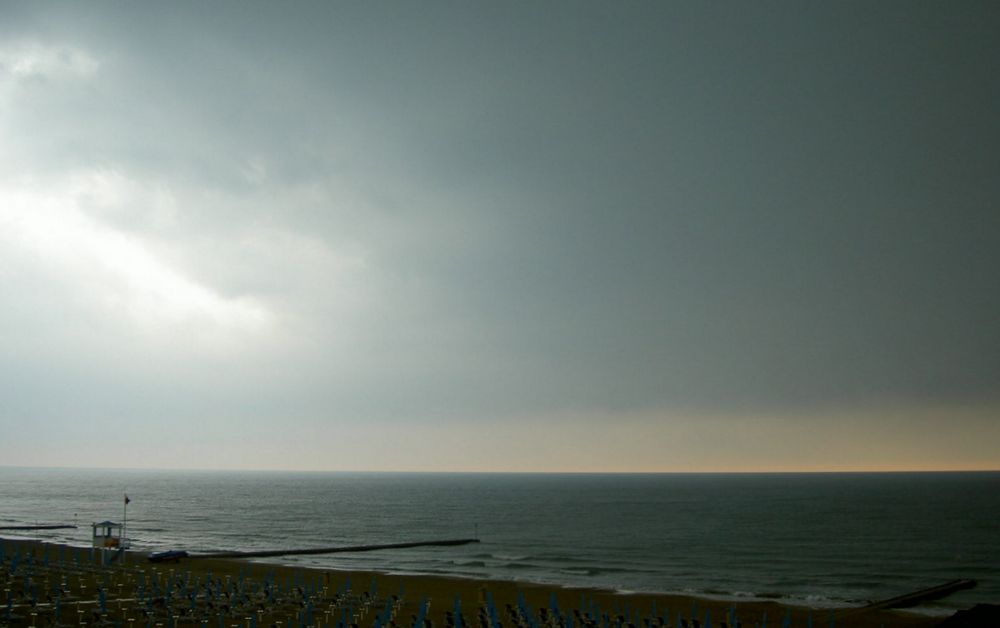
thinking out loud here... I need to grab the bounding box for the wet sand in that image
[1,538,940,627]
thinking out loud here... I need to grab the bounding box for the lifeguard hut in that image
[92,520,129,549]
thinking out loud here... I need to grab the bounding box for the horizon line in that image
[2,464,998,475]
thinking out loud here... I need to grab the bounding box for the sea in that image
[1,468,997,617]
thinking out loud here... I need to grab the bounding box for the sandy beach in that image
[1,539,941,628]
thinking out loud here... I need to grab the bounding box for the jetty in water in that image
[836,579,977,619]
[0,525,77,531]
[862,579,977,610]
[150,538,480,562]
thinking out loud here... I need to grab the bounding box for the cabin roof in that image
[93,520,121,528]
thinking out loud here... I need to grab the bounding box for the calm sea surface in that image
[1,468,997,616]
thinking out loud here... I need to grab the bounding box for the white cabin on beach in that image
[92,520,129,549]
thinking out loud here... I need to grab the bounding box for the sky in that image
[1,2,997,472]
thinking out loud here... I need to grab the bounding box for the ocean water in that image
[1,468,997,616]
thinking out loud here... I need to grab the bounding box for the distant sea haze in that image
[1,469,997,617]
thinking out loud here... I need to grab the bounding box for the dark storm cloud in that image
[1,2,998,470]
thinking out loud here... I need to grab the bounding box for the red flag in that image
[125,494,131,505]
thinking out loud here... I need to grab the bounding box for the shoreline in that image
[230,549,966,619]
[276,559,946,618]
[1,538,943,627]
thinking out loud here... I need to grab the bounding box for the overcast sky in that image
[1,2,997,472]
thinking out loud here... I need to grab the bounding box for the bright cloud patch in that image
[0,170,272,336]
[0,41,99,80]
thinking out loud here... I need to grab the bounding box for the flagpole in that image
[123,491,128,565]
